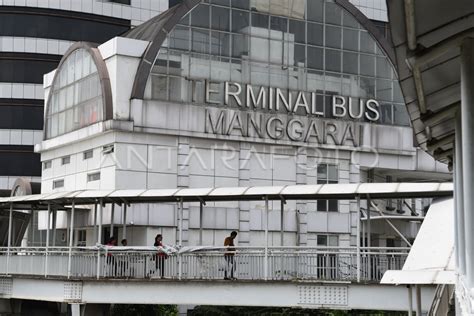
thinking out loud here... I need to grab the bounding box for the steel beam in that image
[356,196,361,283]
[68,201,75,279]
[5,277,437,311]
[45,204,51,277]
[122,203,127,240]
[264,196,269,281]
[6,203,13,274]
[110,203,115,238]
[455,110,466,274]
[461,38,474,287]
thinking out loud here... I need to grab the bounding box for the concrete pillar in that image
[296,149,307,245]
[415,285,422,315]
[460,38,474,287]
[177,136,189,245]
[455,110,466,275]
[238,142,251,245]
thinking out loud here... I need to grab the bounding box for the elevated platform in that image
[0,276,435,312]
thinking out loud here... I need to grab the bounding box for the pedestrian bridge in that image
[1,246,406,281]
[0,183,451,313]
[0,245,437,314]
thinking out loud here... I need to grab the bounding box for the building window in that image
[61,156,70,165]
[77,230,87,246]
[83,150,93,160]
[43,160,52,170]
[0,7,130,44]
[146,1,411,127]
[52,179,64,189]
[317,164,338,212]
[0,52,60,84]
[385,175,395,211]
[317,234,339,246]
[45,47,105,139]
[109,0,131,4]
[102,144,114,154]
[87,172,100,182]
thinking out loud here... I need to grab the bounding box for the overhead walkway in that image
[0,183,451,313]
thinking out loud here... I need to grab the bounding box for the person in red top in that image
[106,236,118,277]
[224,231,238,280]
[154,234,167,278]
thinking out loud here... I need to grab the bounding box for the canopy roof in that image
[381,197,455,285]
[0,183,453,210]
[387,0,474,163]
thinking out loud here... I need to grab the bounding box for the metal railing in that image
[0,246,408,283]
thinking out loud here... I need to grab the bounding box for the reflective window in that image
[0,7,130,43]
[0,53,59,84]
[0,145,41,176]
[147,0,410,126]
[0,99,44,130]
[317,164,338,212]
[45,48,104,139]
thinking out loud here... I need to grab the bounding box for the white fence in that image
[0,247,407,282]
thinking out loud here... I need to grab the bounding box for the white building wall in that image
[36,31,452,247]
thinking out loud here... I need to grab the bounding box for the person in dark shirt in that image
[224,231,238,280]
[154,234,167,278]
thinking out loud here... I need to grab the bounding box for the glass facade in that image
[146,0,409,126]
[317,164,338,212]
[0,7,130,43]
[45,48,104,139]
[0,53,60,84]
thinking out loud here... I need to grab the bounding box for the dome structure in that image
[126,0,409,127]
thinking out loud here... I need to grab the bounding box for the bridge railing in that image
[0,246,408,282]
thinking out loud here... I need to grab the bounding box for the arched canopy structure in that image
[44,42,112,140]
[127,0,408,126]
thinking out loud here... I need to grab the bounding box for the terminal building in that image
[33,0,450,249]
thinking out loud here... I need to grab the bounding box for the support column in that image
[199,200,204,245]
[122,204,127,240]
[70,303,84,316]
[461,38,474,287]
[93,204,97,244]
[280,199,285,246]
[415,285,422,315]
[178,198,183,280]
[407,285,413,316]
[52,208,57,247]
[296,149,307,245]
[97,200,103,244]
[96,200,103,279]
[455,110,466,275]
[45,204,51,277]
[177,137,190,245]
[6,203,13,274]
[356,196,361,282]
[178,199,184,246]
[264,196,269,280]
[67,201,75,278]
[238,142,251,245]
[110,203,115,238]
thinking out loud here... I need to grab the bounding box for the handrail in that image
[0,246,407,282]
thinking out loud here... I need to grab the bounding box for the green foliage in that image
[110,304,178,316]
[189,306,407,316]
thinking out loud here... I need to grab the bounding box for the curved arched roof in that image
[44,42,113,139]
[126,0,397,100]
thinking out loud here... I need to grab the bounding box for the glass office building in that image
[0,1,168,191]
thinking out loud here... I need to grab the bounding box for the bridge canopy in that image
[0,182,453,209]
